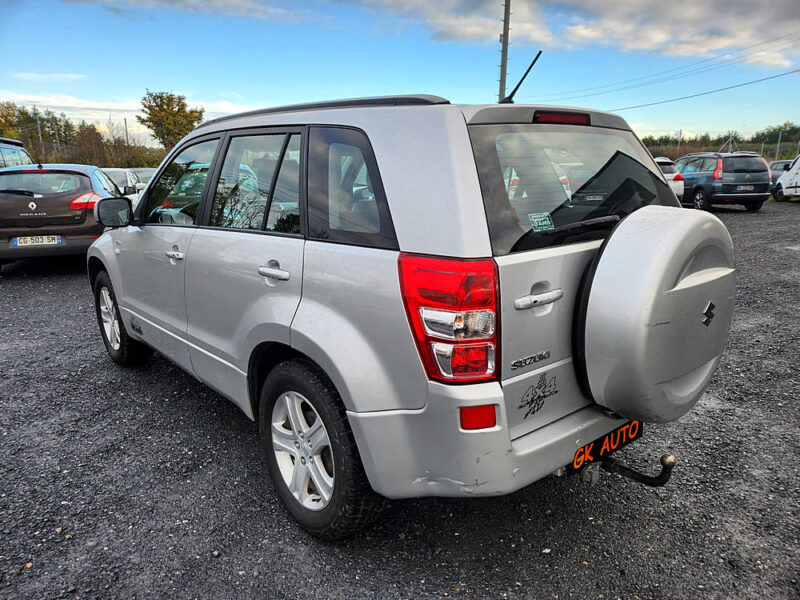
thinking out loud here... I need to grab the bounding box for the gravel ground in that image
[1,201,798,599]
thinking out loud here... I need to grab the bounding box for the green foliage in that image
[136,90,204,150]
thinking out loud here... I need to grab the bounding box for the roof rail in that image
[198,95,450,129]
[0,137,25,147]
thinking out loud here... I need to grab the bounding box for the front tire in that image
[259,360,385,540]
[93,271,153,366]
[692,188,711,211]
[745,201,764,212]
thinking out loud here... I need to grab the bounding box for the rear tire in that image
[259,360,385,541]
[93,271,153,366]
[773,186,786,202]
[692,188,711,211]
[745,202,764,212]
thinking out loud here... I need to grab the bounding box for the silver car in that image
[88,96,735,540]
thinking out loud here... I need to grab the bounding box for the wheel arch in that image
[87,255,106,289]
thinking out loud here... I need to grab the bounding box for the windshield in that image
[0,171,89,196]
[469,124,677,255]
[105,170,128,188]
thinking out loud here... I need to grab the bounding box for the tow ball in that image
[601,453,676,487]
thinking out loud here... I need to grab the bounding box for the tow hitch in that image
[601,453,676,487]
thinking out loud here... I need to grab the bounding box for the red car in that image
[0,164,122,266]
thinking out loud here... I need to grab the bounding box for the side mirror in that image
[95,197,132,228]
[123,185,137,196]
[784,164,791,171]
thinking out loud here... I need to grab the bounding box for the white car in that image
[654,157,684,200]
[103,168,146,207]
[774,154,800,201]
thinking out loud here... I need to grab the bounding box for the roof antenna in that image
[499,50,542,104]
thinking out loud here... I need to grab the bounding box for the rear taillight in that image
[712,158,723,180]
[673,173,684,181]
[69,192,100,210]
[398,253,499,383]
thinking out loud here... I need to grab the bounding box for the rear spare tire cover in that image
[577,205,735,422]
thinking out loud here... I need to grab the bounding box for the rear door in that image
[183,129,305,413]
[469,119,678,440]
[0,169,96,231]
[722,156,770,195]
[115,137,221,372]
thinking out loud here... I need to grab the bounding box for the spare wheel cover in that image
[576,205,735,422]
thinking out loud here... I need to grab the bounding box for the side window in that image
[20,149,34,165]
[266,134,301,234]
[683,158,702,174]
[146,139,218,225]
[307,127,397,248]
[674,159,685,173]
[210,133,285,230]
[700,157,718,172]
[1,147,21,166]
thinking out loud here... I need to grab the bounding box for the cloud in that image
[65,0,303,20]
[347,0,799,67]
[13,73,87,81]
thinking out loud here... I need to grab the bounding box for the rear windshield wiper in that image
[547,215,620,234]
[0,189,35,196]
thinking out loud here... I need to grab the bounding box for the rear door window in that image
[307,127,397,249]
[723,156,767,172]
[682,158,703,173]
[266,134,301,234]
[145,139,219,225]
[700,158,718,172]
[469,124,677,255]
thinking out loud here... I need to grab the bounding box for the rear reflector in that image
[459,405,497,430]
[533,111,590,126]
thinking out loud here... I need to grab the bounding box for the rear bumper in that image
[0,236,95,260]
[710,191,770,205]
[348,381,629,499]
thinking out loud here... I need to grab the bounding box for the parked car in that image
[773,154,800,201]
[132,167,157,184]
[0,137,35,167]
[103,168,145,207]
[88,96,735,540]
[769,159,792,192]
[654,156,684,199]
[674,152,770,211]
[0,164,122,266]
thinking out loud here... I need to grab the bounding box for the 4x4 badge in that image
[701,301,716,326]
[518,373,558,419]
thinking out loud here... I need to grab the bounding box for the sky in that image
[1,0,799,144]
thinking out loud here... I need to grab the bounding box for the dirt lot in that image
[1,201,798,599]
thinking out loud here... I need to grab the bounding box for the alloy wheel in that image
[271,391,334,510]
[99,287,121,351]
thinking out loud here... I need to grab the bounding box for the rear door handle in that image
[258,265,290,281]
[514,289,563,310]
[165,250,184,260]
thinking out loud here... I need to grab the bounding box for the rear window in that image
[469,124,677,255]
[723,156,767,173]
[0,171,90,196]
[657,162,676,174]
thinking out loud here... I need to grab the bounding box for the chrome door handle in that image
[258,265,290,281]
[514,289,563,310]
[165,250,184,260]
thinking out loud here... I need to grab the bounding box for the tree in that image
[0,102,20,138]
[136,90,204,150]
[73,122,107,166]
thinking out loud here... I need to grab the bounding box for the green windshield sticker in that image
[528,213,554,232]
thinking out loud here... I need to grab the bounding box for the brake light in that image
[69,192,100,210]
[712,158,723,180]
[398,253,499,383]
[674,173,684,181]
[533,111,590,125]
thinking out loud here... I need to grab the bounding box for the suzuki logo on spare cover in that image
[701,301,716,327]
[28,201,37,211]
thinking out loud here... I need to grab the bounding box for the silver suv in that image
[88,96,735,539]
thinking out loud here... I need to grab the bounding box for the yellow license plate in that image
[13,235,62,247]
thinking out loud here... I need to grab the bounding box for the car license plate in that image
[12,235,62,247]
[570,420,642,472]
[737,185,754,191]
